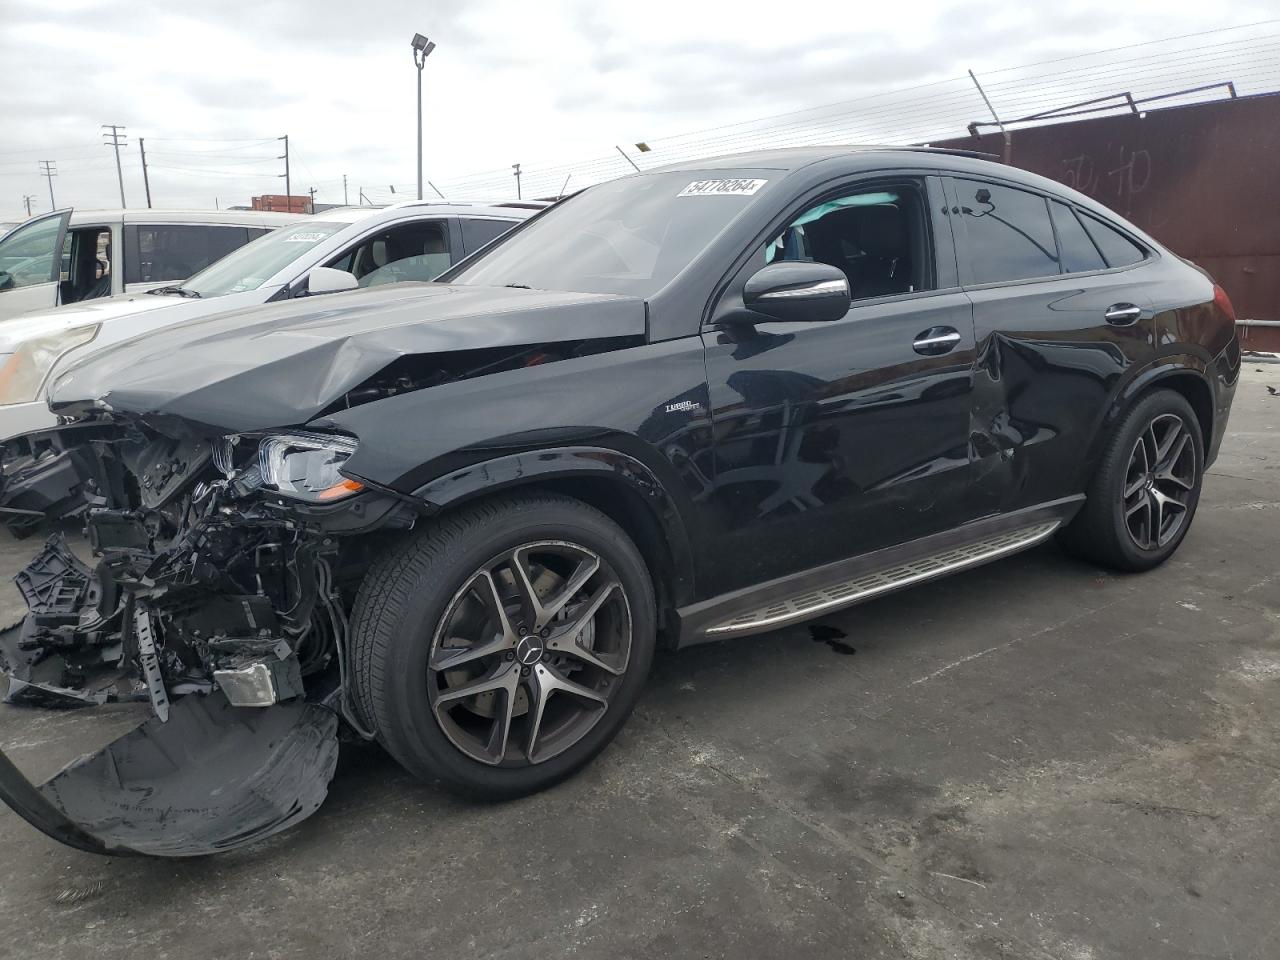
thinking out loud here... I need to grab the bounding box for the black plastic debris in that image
[2,690,339,857]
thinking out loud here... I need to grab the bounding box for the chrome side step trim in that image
[704,521,1060,637]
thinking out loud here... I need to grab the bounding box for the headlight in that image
[258,432,364,503]
[0,324,100,405]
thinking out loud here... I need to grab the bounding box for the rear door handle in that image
[1104,303,1143,325]
[913,326,961,356]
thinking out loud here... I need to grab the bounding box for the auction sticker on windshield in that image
[283,232,331,243]
[678,178,768,197]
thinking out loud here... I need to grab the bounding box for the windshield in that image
[444,170,773,297]
[179,221,346,297]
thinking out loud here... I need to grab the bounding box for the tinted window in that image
[124,225,250,284]
[956,179,1058,284]
[461,217,517,255]
[762,184,930,300]
[1049,201,1106,274]
[1079,213,1146,268]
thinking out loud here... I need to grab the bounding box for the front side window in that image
[955,179,1059,285]
[0,214,66,290]
[125,225,251,285]
[761,183,931,300]
[329,220,451,287]
[1079,212,1147,268]
[179,221,346,297]
[445,170,773,297]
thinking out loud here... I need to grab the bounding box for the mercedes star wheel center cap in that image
[516,634,546,666]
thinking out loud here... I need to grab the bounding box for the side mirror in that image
[740,261,850,323]
[305,266,359,296]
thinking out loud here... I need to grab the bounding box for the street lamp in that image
[411,33,436,201]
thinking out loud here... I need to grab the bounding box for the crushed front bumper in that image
[0,690,338,857]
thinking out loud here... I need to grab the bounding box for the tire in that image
[348,492,656,799]
[1059,389,1204,572]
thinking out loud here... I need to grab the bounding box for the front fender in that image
[410,444,697,606]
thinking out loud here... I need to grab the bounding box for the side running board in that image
[704,521,1060,638]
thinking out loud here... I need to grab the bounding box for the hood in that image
[0,293,178,352]
[49,283,647,433]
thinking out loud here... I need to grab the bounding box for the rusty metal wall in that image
[934,93,1280,321]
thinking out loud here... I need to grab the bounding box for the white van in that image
[0,208,303,322]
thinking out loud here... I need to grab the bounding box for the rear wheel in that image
[1059,389,1203,571]
[349,493,655,799]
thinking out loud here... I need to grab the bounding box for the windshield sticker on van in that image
[678,178,768,198]
[283,232,331,243]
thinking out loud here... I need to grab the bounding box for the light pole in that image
[411,33,436,201]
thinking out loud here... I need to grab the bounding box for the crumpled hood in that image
[48,283,647,433]
[0,293,176,353]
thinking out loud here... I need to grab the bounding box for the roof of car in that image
[309,200,548,225]
[61,209,306,227]
[644,144,1000,174]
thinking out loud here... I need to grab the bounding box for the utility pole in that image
[138,137,153,208]
[512,163,522,200]
[102,124,128,207]
[38,160,57,209]
[279,134,291,205]
[21,195,35,217]
[342,174,348,206]
[359,188,369,205]
[308,186,316,212]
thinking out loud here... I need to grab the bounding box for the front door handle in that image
[1104,303,1143,325]
[912,326,961,356]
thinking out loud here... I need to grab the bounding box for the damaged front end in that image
[0,418,416,856]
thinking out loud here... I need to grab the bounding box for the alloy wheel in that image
[426,541,632,766]
[1122,413,1197,550]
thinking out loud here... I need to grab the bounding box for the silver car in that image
[0,200,542,438]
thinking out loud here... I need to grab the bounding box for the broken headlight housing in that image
[259,432,364,502]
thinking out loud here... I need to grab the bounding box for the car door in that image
[0,210,71,321]
[944,176,1157,516]
[700,175,979,596]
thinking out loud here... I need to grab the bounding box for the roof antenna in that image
[558,174,572,200]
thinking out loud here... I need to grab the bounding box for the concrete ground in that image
[0,367,1277,960]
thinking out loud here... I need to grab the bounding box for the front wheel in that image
[348,493,656,799]
[1059,389,1204,572]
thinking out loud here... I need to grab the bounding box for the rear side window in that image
[1049,201,1106,274]
[1079,213,1147,268]
[124,225,250,284]
[461,217,517,255]
[955,179,1058,284]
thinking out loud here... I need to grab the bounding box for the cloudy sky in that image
[1,1,1275,218]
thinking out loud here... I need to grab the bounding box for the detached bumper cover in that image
[0,690,339,857]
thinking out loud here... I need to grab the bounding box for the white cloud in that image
[0,0,1274,217]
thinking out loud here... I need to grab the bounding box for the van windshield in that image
[178,222,346,297]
